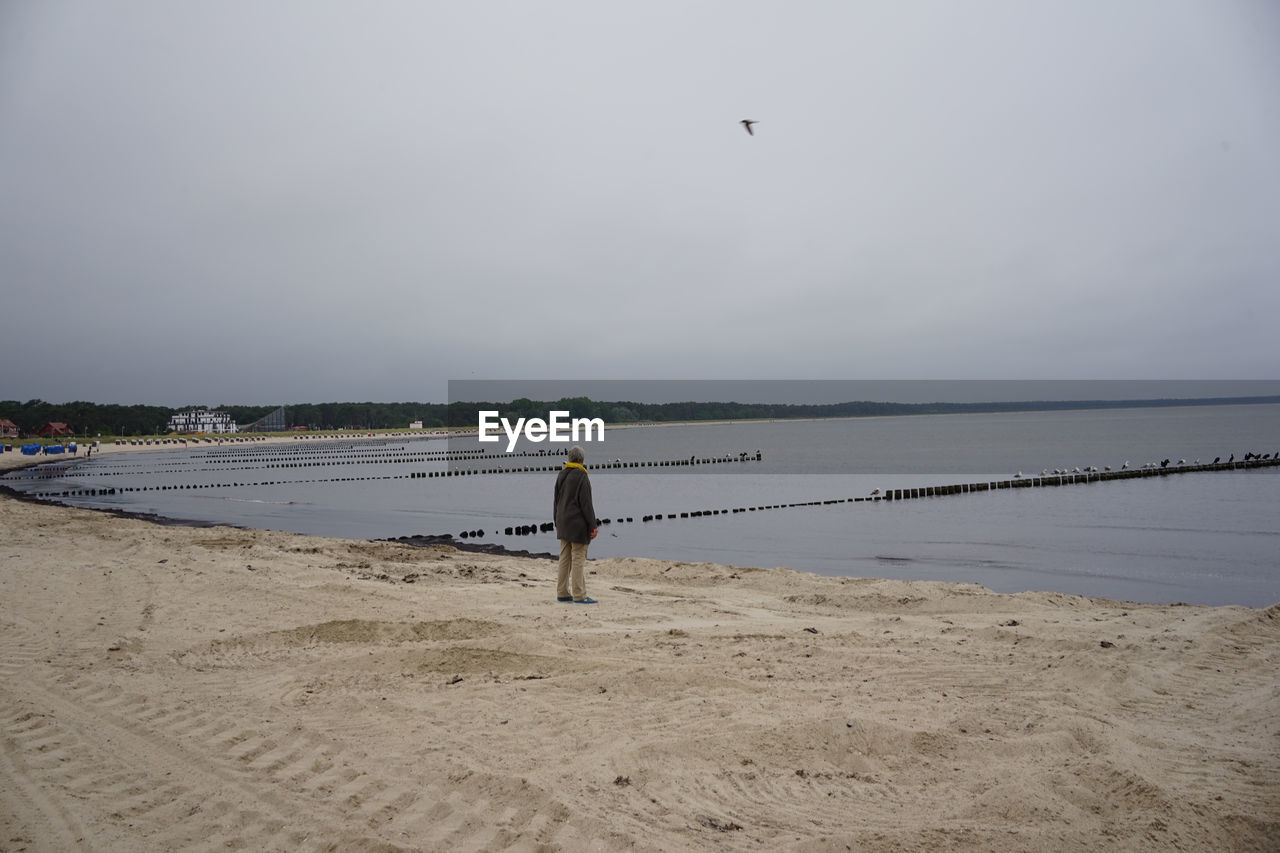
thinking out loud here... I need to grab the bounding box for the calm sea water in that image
[6,404,1278,607]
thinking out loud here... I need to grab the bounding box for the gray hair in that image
[567,445,585,463]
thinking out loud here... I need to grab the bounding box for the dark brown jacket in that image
[553,464,597,544]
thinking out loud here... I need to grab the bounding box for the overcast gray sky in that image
[2,1,1277,406]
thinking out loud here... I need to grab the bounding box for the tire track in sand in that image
[3,624,609,851]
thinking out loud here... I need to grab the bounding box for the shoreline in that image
[1,447,562,562]
[6,437,1279,609]
[2,493,1277,850]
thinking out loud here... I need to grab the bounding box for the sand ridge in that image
[1,492,1277,852]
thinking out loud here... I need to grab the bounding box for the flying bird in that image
[740,119,758,135]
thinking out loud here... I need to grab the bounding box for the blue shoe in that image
[573,597,598,605]
[556,597,573,602]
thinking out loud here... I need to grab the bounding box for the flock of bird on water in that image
[1011,451,1276,480]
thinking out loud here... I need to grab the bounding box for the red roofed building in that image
[34,422,74,437]
[0,419,19,439]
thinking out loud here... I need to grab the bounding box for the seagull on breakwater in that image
[740,119,758,135]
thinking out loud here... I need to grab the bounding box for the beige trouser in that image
[557,540,589,600]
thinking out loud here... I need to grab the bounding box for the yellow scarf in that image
[563,462,587,472]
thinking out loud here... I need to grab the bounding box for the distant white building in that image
[168,409,238,434]
[409,420,424,430]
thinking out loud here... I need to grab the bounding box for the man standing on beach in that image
[554,445,598,604]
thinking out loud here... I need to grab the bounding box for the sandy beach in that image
[1,448,1277,851]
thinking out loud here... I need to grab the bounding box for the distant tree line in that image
[1,400,177,437]
[447,395,1280,427]
[3,395,1277,437]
